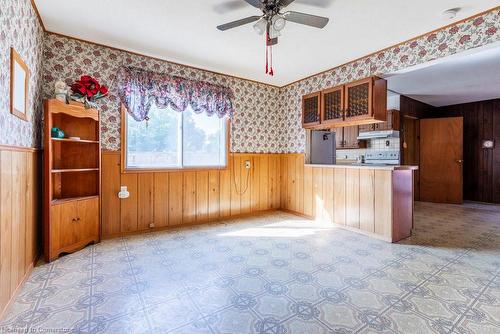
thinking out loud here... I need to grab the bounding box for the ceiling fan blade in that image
[213,1,248,14]
[295,0,332,8]
[279,0,296,7]
[217,16,262,31]
[242,0,264,9]
[284,11,329,28]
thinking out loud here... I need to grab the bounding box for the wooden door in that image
[77,198,99,241]
[335,128,344,148]
[402,117,420,200]
[343,126,359,148]
[420,117,463,203]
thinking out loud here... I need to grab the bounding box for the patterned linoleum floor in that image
[1,202,499,334]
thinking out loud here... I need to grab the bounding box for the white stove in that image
[364,150,400,165]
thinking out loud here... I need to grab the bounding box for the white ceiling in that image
[386,43,500,107]
[34,0,499,86]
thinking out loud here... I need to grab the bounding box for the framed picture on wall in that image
[10,47,29,121]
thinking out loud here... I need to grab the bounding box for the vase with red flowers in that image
[70,75,109,109]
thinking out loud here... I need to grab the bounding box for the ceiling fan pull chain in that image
[269,44,274,76]
[265,45,268,74]
[265,32,269,74]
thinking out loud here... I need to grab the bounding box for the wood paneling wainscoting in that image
[434,99,500,203]
[0,146,41,319]
[101,151,281,238]
[280,154,412,242]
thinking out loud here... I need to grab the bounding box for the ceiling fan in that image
[217,0,329,46]
[216,0,329,76]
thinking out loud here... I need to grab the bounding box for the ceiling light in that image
[442,8,461,19]
[269,26,281,39]
[253,18,266,35]
[272,15,286,31]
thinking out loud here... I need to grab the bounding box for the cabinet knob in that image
[72,218,76,222]
[77,217,81,221]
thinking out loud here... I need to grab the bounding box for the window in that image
[125,105,228,170]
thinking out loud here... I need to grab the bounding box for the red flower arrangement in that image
[70,75,108,107]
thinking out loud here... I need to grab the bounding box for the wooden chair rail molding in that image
[0,147,41,319]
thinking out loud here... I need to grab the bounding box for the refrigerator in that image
[310,130,336,164]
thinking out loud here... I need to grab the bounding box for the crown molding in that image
[30,1,499,89]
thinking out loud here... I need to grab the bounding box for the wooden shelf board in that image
[51,168,99,173]
[51,138,99,144]
[51,195,99,205]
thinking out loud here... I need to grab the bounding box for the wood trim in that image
[10,48,30,121]
[0,145,39,153]
[45,31,280,89]
[29,0,45,31]
[46,99,99,120]
[282,6,500,88]
[120,104,230,173]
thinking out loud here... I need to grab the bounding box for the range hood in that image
[357,130,400,140]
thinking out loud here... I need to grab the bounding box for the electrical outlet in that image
[149,223,155,228]
[245,160,251,169]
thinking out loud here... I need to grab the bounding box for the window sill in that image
[121,166,229,174]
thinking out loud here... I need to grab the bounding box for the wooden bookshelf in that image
[44,99,101,262]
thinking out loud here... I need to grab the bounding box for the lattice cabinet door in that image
[345,77,373,120]
[302,92,321,128]
[321,86,344,126]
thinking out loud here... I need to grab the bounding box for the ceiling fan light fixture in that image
[269,25,281,39]
[272,15,286,31]
[253,17,267,35]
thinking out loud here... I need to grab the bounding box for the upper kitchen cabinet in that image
[359,109,400,132]
[344,76,387,125]
[301,76,387,129]
[302,92,321,128]
[321,86,344,126]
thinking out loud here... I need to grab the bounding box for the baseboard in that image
[0,254,40,321]
[102,209,279,239]
[280,209,393,243]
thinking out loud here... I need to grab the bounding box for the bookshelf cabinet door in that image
[50,202,78,253]
[77,198,99,241]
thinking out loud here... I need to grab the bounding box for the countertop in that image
[304,163,419,171]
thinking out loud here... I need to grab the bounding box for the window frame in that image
[120,104,230,173]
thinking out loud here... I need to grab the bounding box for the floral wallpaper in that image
[278,8,500,153]
[0,0,44,148]
[42,34,281,152]
[40,7,500,153]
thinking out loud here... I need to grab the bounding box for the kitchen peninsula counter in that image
[305,163,418,171]
[286,163,417,242]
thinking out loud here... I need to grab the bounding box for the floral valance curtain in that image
[117,66,235,122]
